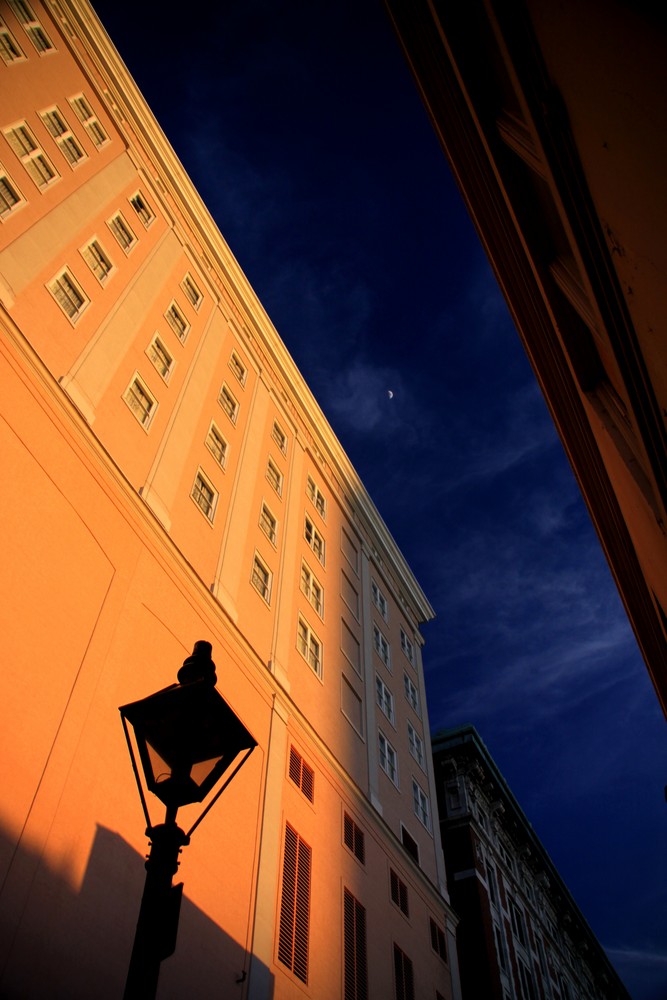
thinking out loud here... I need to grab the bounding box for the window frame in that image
[48,268,88,324]
[107,211,136,253]
[297,615,322,678]
[128,190,154,226]
[8,0,54,54]
[123,372,157,430]
[164,300,189,343]
[181,272,202,311]
[400,627,415,666]
[218,382,239,424]
[407,721,425,769]
[378,730,398,786]
[40,106,86,168]
[146,334,173,383]
[412,777,431,832]
[277,822,311,985]
[5,120,58,189]
[288,744,315,803]
[0,17,25,64]
[266,456,284,497]
[0,164,25,219]
[306,474,326,518]
[228,350,247,386]
[343,812,365,865]
[69,94,108,147]
[371,578,389,621]
[259,501,278,546]
[376,674,395,725]
[191,467,218,523]
[80,237,114,285]
[251,552,272,604]
[271,419,287,454]
[205,421,227,468]
[304,514,325,565]
[373,624,391,669]
[390,869,409,917]
[404,673,420,716]
[300,560,324,618]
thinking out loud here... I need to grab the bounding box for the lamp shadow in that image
[0,823,273,999]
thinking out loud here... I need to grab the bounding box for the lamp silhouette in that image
[119,641,256,999]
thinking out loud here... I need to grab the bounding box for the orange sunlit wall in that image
[0,1,460,997]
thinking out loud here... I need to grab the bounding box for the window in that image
[124,374,156,428]
[40,108,86,167]
[147,336,173,381]
[343,813,365,865]
[5,122,58,188]
[393,944,414,1000]
[304,515,325,564]
[251,554,271,602]
[81,239,113,283]
[272,420,287,453]
[487,865,499,908]
[228,350,246,385]
[0,19,24,64]
[494,923,508,972]
[378,731,398,785]
[306,475,326,517]
[341,619,361,674]
[390,869,409,916]
[343,888,368,1000]
[371,579,388,620]
[401,825,419,865]
[218,383,239,423]
[49,270,88,322]
[430,918,447,961]
[260,503,277,545]
[400,628,415,665]
[341,572,359,619]
[129,191,154,226]
[289,745,314,802]
[404,674,420,715]
[407,722,424,769]
[0,167,24,218]
[69,94,108,147]
[373,625,390,668]
[9,0,53,53]
[206,422,227,467]
[108,212,136,252]
[180,272,202,310]
[509,900,528,948]
[278,823,311,984]
[297,617,322,677]
[301,561,323,616]
[376,675,395,724]
[412,778,431,830]
[266,457,283,496]
[341,527,359,573]
[518,958,537,1000]
[191,469,217,521]
[165,302,189,341]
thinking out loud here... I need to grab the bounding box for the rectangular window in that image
[0,19,24,64]
[278,823,311,984]
[518,959,537,1000]
[344,888,368,1000]
[407,722,425,769]
[341,571,359,619]
[147,336,173,381]
[218,383,239,423]
[393,944,414,1000]
[191,469,217,521]
[0,167,24,218]
[390,870,409,916]
[70,94,108,147]
[301,561,323,617]
[342,674,364,736]
[510,900,528,948]
[206,422,227,467]
[251,554,271,602]
[304,515,325,564]
[487,865,499,908]
[373,625,390,668]
[371,579,388,620]
[49,270,88,322]
[108,212,136,252]
[5,122,58,188]
[9,0,53,53]
[412,778,430,830]
[260,502,277,545]
[494,923,508,972]
[229,350,247,385]
[343,813,365,865]
[82,239,113,283]
[266,457,283,496]
[289,745,314,803]
[400,628,415,665]
[297,617,322,677]
[128,190,154,226]
[306,475,326,517]
[271,419,287,454]
[181,272,202,310]
[341,619,361,675]
[429,918,447,961]
[401,826,420,865]
[379,731,398,785]
[124,374,156,428]
[376,675,395,724]
[40,108,86,167]
[404,674,420,715]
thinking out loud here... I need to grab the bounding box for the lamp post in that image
[119,640,256,999]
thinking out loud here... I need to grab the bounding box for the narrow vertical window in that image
[9,0,54,53]
[181,272,202,310]
[272,420,287,453]
[70,95,108,147]
[251,554,271,602]
[147,336,173,381]
[129,191,154,226]
[301,561,323,616]
[259,503,277,545]
[371,579,388,620]
[0,168,24,218]
[218,383,239,423]
[379,731,398,785]
[400,627,415,665]
[49,270,88,322]
[206,423,227,467]
[304,515,325,564]
[297,617,322,677]
[124,375,156,428]
[5,123,58,188]
[191,470,217,521]
[373,625,391,668]
[306,475,326,517]
[390,869,409,916]
[41,108,86,167]
[289,745,314,802]
[229,350,247,385]
[108,212,136,252]
[82,239,113,283]
[165,301,189,342]
[343,813,365,864]
[0,18,24,63]
[412,778,430,831]
[278,823,311,984]
[344,888,368,1000]
[393,944,414,1000]
[266,457,283,496]
[429,918,447,961]
[407,722,424,769]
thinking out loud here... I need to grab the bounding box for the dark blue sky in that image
[93,3,666,997]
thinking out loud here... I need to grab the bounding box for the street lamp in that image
[119,640,257,999]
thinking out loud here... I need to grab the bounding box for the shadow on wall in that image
[0,823,273,999]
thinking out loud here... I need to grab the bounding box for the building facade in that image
[386,0,667,716]
[0,2,459,997]
[433,726,630,1000]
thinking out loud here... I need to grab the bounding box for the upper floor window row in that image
[8,1,54,55]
